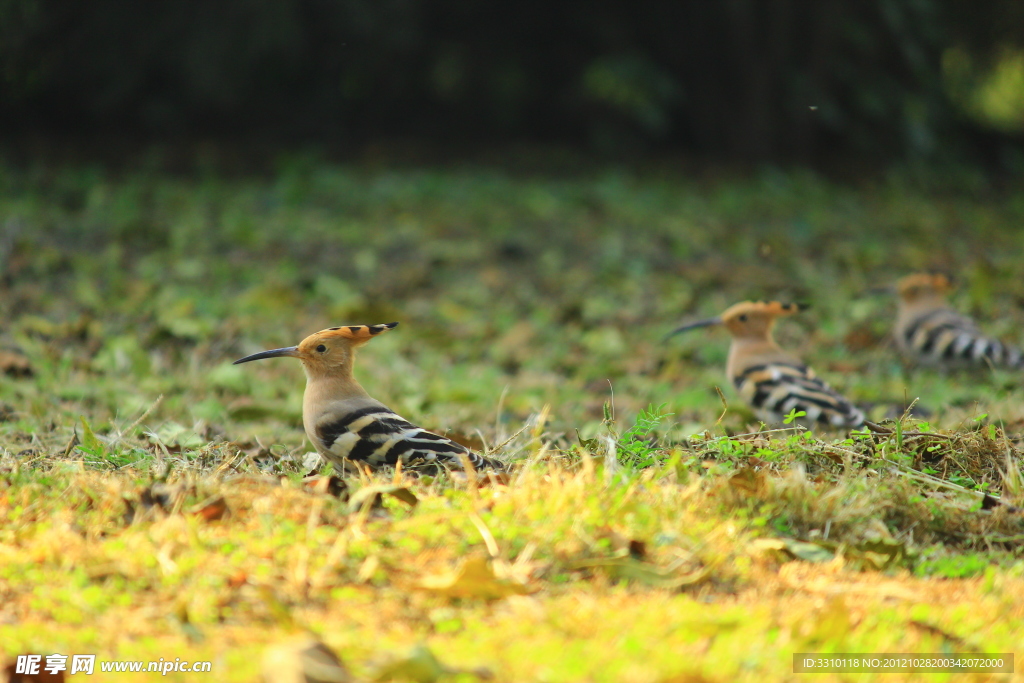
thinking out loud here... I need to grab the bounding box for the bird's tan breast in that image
[302,379,384,453]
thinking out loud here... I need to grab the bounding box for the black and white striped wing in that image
[901,309,1023,368]
[735,362,865,429]
[314,406,502,471]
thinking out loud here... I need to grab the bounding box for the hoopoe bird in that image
[668,301,866,430]
[233,323,504,473]
[893,273,1024,369]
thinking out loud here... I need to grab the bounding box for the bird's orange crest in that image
[720,300,807,323]
[295,322,399,354]
[321,323,399,342]
[896,272,953,300]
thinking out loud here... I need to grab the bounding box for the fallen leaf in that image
[571,557,711,589]
[418,554,530,600]
[262,637,351,683]
[125,482,192,524]
[751,538,834,563]
[752,537,911,570]
[575,429,601,454]
[226,571,248,588]
[784,540,836,563]
[78,417,104,455]
[148,421,204,451]
[301,451,324,474]
[348,485,417,513]
[371,643,491,683]
[475,470,512,487]
[190,495,229,521]
[303,475,349,500]
[727,467,767,497]
[845,537,911,570]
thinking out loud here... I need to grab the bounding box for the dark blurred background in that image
[1,0,1023,167]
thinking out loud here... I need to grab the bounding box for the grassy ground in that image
[1,157,1023,681]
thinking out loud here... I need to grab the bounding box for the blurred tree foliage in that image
[0,0,1021,162]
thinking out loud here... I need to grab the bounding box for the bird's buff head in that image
[233,323,399,375]
[668,301,807,341]
[896,273,953,304]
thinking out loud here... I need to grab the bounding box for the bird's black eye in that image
[316,344,327,353]
[738,314,748,322]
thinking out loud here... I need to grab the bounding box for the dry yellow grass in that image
[0,456,1021,682]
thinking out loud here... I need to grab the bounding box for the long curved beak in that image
[232,346,300,364]
[664,317,723,341]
